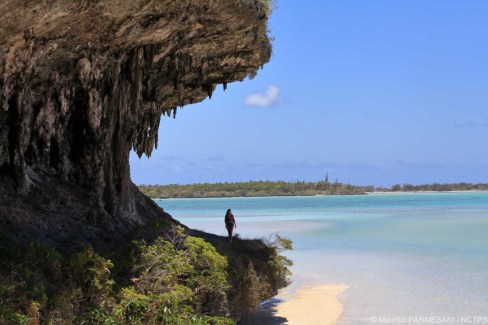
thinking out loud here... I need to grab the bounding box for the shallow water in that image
[155,193,488,324]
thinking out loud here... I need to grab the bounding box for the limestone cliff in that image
[0,0,271,239]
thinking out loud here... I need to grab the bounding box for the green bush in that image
[0,227,292,324]
[266,234,293,290]
[123,226,231,323]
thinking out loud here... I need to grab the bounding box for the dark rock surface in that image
[0,0,271,244]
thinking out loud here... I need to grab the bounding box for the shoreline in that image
[367,189,488,194]
[151,190,488,200]
[255,284,349,325]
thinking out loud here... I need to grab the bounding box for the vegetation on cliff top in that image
[139,181,488,199]
[0,227,292,324]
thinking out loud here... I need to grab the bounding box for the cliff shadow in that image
[238,299,288,325]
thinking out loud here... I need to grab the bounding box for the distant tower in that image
[325,171,329,184]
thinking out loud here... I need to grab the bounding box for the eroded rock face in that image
[0,0,271,227]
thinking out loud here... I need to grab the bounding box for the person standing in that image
[224,208,237,242]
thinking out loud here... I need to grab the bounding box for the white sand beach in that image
[274,284,348,325]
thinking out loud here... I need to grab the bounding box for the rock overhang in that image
[0,0,272,221]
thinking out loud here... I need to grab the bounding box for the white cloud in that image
[245,85,281,107]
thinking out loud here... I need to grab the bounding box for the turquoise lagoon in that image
[155,193,488,324]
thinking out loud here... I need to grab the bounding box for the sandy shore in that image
[268,284,348,325]
[254,284,349,324]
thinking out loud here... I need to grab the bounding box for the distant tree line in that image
[140,180,370,199]
[138,181,488,199]
[387,182,488,192]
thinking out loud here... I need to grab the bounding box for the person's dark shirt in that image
[225,213,235,225]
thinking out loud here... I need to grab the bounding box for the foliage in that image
[69,245,115,307]
[126,226,230,322]
[216,233,293,320]
[139,180,368,198]
[236,262,268,315]
[0,228,237,325]
[386,182,488,192]
[265,234,293,290]
[1,223,294,324]
[139,181,488,199]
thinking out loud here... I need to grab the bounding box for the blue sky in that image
[131,0,488,186]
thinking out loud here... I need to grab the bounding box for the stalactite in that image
[223,82,227,91]
[178,84,184,107]
[204,83,213,99]
[166,107,172,117]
